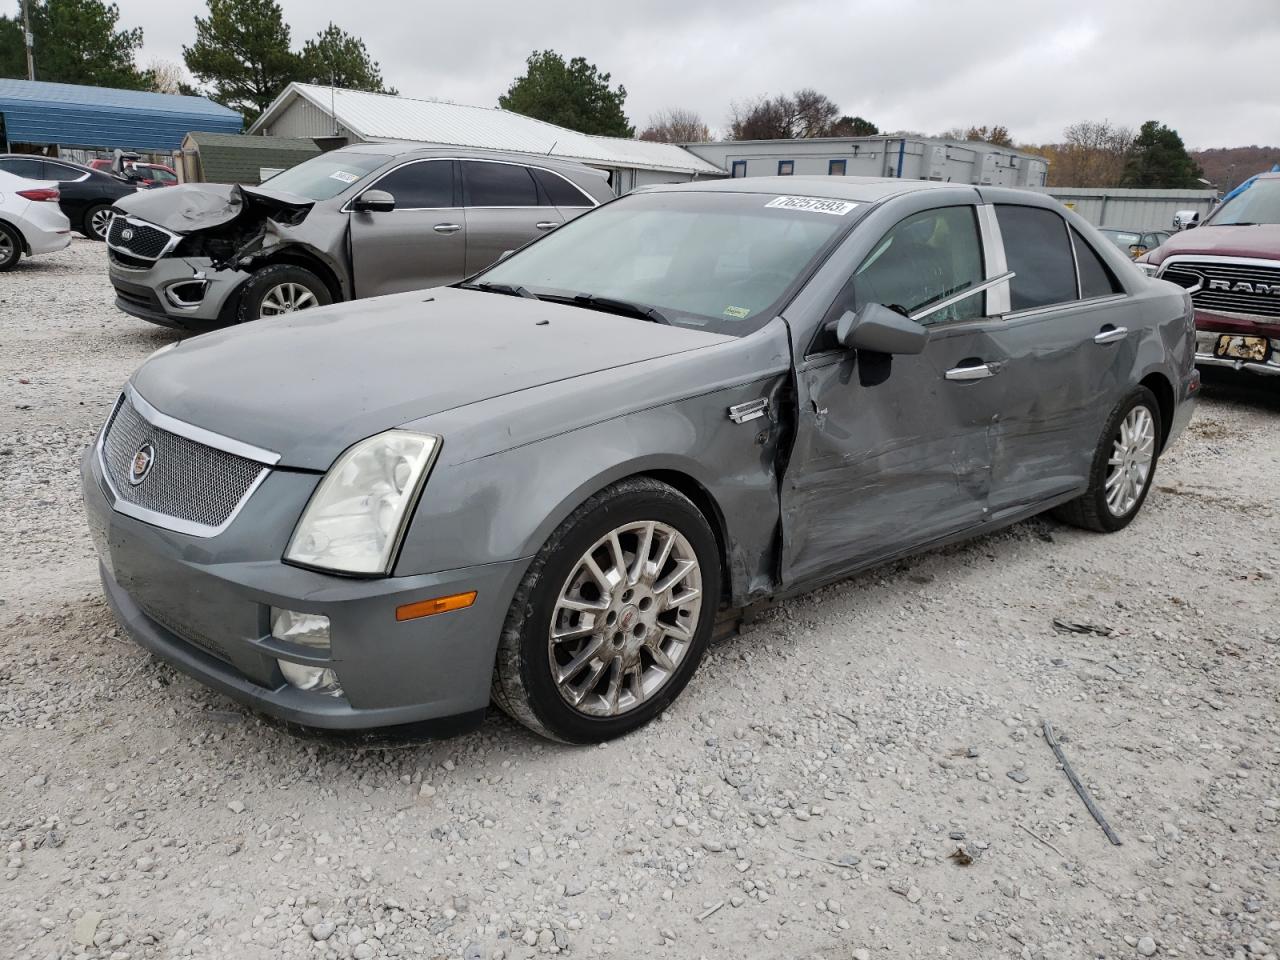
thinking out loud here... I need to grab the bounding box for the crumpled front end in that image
[107,183,343,329]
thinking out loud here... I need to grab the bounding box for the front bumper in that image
[1194,313,1280,378]
[108,255,249,329]
[82,443,530,730]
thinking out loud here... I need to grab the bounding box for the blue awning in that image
[0,79,242,151]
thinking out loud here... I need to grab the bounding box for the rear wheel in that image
[492,478,721,743]
[1052,386,1162,532]
[236,264,332,323]
[0,222,20,271]
[82,203,113,241]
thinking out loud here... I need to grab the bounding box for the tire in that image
[492,477,722,743]
[1052,386,1162,533]
[82,203,113,241]
[236,264,332,323]
[0,222,21,271]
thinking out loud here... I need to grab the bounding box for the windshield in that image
[475,190,856,335]
[1206,178,1280,226]
[258,151,389,201]
[1099,229,1140,248]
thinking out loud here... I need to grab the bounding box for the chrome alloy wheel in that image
[549,521,703,717]
[259,282,319,316]
[90,207,114,239]
[1105,405,1156,517]
[0,229,14,264]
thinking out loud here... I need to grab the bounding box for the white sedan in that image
[0,168,72,271]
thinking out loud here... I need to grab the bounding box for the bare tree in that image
[639,108,711,143]
[727,89,849,140]
[1039,120,1135,187]
[934,125,1014,147]
[146,58,189,95]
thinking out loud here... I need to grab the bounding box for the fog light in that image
[271,608,330,651]
[278,660,343,696]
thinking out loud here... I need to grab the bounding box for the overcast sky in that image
[120,0,1276,149]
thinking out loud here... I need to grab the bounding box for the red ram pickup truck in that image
[1137,171,1280,379]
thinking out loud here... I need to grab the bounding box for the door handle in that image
[535,221,559,231]
[945,362,999,381]
[433,223,462,235]
[1093,326,1128,344]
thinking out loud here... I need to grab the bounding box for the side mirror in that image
[352,189,395,213]
[835,303,929,355]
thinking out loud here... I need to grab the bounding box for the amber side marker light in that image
[396,591,477,622]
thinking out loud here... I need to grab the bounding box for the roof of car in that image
[644,175,960,203]
[330,142,610,179]
[0,154,97,173]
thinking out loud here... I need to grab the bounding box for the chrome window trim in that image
[1003,293,1128,323]
[976,203,1011,314]
[96,385,280,539]
[344,156,598,214]
[105,216,182,261]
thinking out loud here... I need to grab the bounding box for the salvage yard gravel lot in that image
[1,238,1277,960]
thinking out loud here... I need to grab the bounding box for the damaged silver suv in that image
[105,145,614,329]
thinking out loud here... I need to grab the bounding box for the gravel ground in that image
[1,238,1277,960]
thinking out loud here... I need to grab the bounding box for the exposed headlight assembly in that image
[285,430,440,575]
[1136,260,1161,278]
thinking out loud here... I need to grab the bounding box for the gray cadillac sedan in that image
[82,176,1199,743]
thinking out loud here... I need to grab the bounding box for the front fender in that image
[393,366,792,606]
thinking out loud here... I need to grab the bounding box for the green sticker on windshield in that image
[723,305,751,319]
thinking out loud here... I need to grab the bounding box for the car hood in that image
[130,287,735,470]
[1148,223,1280,264]
[112,182,313,233]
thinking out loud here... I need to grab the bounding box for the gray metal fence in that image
[1034,187,1219,231]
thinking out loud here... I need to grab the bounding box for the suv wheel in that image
[0,222,21,271]
[83,203,113,241]
[493,478,722,743]
[236,265,332,323]
[1052,386,1162,532]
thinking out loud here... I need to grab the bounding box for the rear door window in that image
[44,161,86,182]
[996,205,1078,310]
[1071,227,1123,299]
[372,160,454,209]
[462,161,540,207]
[531,167,593,207]
[0,157,46,179]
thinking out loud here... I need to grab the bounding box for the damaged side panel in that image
[780,340,993,588]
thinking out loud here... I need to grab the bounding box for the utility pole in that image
[21,0,35,81]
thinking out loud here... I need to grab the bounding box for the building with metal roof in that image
[684,137,1049,189]
[248,82,722,194]
[0,79,241,152]
[176,131,321,185]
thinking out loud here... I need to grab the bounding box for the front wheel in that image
[1052,386,1162,532]
[82,203,113,241]
[492,478,722,743]
[236,264,332,323]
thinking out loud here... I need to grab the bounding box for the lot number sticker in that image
[765,196,858,215]
[329,170,360,184]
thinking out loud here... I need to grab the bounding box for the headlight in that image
[1136,260,1161,278]
[285,430,440,575]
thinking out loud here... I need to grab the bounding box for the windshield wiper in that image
[460,281,540,300]
[569,293,671,325]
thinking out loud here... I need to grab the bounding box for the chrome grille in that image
[100,394,266,532]
[106,216,176,261]
[1163,259,1280,320]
